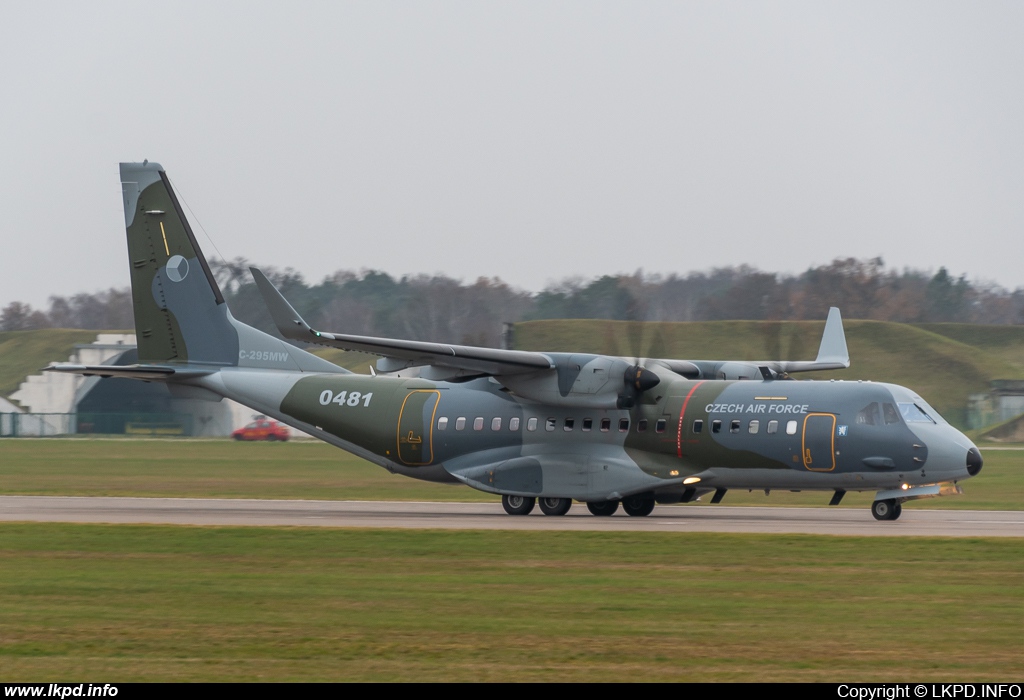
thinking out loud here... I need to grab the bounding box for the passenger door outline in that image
[802,412,837,472]
[396,390,440,466]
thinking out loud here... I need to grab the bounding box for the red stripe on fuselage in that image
[677,380,706,458]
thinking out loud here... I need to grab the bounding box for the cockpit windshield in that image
[898,403,935,424]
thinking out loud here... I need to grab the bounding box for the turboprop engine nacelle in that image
[500,353,660,409]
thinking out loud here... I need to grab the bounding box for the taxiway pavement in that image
[1,496,1021,536]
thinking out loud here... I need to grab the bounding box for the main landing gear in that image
[586,500,619,516]
[502,495,657,517]
[501,494,536,516]
[871,498,903,521]
[621,494,655,517]
[538,497,572,516]
[501,495,574,516]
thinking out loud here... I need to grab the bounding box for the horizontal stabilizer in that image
[250,267,554,376]
[44,364,214,380]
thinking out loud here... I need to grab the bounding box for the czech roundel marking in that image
[166,255,189,282]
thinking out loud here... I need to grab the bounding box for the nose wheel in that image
[871,499,903,521]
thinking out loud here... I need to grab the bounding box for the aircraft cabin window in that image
[455,417,466,431]
[600,418,611,432]
[473,417,484,431]
[766,420,778,434]
[655,419,666,433]
[437,417,448,431]
[546,418,557,432]
[491,417,501,431]
[582,418,593,431]
[857,402,880,426]
[564,418,575,431]
[510,417,521,431]
[712,420,722,434]
[883,403,901,425]
[693,419,703,434]
[527,417,538,431]
[748,420,759,434]
[637,419,648,432]
[786,420,797,435]
[730,420,741,434]
[619,418,630,432]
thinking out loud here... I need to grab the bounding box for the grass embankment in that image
[0,524,1020,681]
[0,439,1020,510]
[0,329,119,398]
[516,319,1024,428]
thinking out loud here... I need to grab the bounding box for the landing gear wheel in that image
[539,497,572,516]
[622,495,656,517]
[587,500,619,517]
[502,495,536,516]
[871,499,900,521]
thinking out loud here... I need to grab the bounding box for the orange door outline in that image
[802,413,837,472]
[396,390,440,466]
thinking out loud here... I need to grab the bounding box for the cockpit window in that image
[856,402,880,426]
[898,403,935,424]
[913,397,946,424]
[882,403,901,425]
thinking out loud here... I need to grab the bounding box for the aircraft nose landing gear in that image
[871,498,903,521]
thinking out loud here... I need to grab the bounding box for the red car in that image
[232,418,290,442]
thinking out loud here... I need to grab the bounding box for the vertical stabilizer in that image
[121,162,238,365]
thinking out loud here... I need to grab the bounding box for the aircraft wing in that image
[649,307,850,379]
[44,364,215,380]
[250,268,554,376]
[252,267,848,382]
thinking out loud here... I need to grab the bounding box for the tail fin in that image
[121,161,237,364]
[119,161,345,375]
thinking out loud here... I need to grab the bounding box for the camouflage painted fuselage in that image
[198,367,978,503]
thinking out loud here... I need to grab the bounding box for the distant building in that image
[967,380,1024,431]
[10,334,266,437]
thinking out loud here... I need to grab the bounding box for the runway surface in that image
[1,496,1021,536]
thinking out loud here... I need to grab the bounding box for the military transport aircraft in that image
[47,162,984,521]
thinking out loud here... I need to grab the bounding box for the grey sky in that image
[2,2,1023,309]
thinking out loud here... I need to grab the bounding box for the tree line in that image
[4,257,1024,345]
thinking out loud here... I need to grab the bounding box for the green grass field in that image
[0,438,1021,510]
[0,524,1020,681]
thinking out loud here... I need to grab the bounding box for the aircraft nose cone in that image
[966,447,983,476]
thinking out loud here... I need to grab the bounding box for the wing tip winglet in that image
[815,307,850,366]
